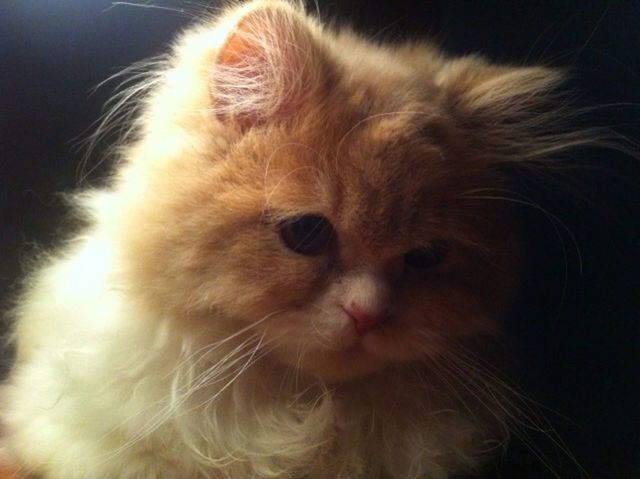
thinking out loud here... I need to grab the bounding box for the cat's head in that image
[112,0,566,381]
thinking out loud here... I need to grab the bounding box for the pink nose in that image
[343,305,387,334]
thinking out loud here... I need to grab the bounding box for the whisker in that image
[166,309,286,379]
[458,190,578,312]
[96,311,286,463]
[104,1,201,18]
[430,338,590,478]
[98,334,265,462]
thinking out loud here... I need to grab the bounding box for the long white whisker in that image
[98,334,264,462]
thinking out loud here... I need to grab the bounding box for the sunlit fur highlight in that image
[1,1,597,478]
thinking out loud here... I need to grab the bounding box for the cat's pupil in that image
[404,242,449,269]
[279,214,335,256]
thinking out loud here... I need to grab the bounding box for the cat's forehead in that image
[249,112,454,246]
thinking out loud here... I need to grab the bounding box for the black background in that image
[1,1,639,478]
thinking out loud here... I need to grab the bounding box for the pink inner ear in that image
[211,7,319,130]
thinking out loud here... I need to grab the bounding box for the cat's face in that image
[115,1,556,381]
[217,128,519,380]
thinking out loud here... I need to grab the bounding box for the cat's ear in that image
[439,58,568,162]
[211,3,326,130]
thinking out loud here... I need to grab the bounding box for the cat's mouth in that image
[268,310,409,381]
[332,308,393,352]
[330,316,402,364]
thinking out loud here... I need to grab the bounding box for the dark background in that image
[1,1,639,478]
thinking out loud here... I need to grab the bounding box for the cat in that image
[0,1,592,478]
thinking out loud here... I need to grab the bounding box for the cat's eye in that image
[279,214,335,256]
[404,241,449,269]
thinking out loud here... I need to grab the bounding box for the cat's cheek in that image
[205,247,331,318]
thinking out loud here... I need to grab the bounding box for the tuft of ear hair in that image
[442,60,564,119]
[211,1,326,130]
[438,59,580,164]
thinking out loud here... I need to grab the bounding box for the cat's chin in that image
[271,328,420,382]
[297,346,387,382]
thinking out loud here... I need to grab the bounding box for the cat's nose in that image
[343,304,388,334]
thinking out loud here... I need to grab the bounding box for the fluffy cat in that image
[1,1,589,478]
